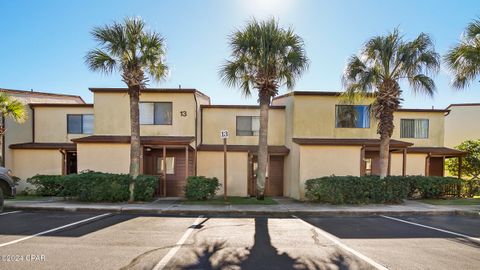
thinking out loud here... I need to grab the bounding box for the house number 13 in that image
[180,111,187,117]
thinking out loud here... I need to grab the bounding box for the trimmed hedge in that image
[184,176,220,200]
[27,172,157,202]
[305,175,467,204]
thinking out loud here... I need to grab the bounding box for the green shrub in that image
[27,175,64,196]
[184,176,220,200]
[27,172,157,202]
[305,175,464,204]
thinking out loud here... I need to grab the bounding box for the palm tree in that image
[444,18,480,88]
[0,92,26,165]
[342,29,440,178]
[85,17,168,202]
[220,18,308,199]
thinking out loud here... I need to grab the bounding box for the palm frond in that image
[219,17,308,99]
[0,93,26,123]
[444,17,480,89]
[86,17,168,86]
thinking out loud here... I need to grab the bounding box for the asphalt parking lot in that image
[0,211,479,270]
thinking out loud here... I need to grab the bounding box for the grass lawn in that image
[182,196,278,205]
[419,198,480,205]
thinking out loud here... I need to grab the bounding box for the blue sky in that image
[1,0,479,108]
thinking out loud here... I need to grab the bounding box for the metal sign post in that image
[220,130,229,201]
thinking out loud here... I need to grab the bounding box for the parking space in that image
[303,215,480,270]
[0,211,478,269]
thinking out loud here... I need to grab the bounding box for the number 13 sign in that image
[220,130,229,139]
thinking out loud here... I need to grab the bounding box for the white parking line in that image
[380,215,480,243]
[294,216,388,270]
[0,213,111,248]
[0,211,21,216]
[152,215,204,270]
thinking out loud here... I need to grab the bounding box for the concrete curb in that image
[5,204,479,217]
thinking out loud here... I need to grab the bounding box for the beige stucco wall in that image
[77,143,130,174]
[196,151,248,196]
[390,153,404,176]
[11,149,63,191]
[4,108,33,170]
[34,106,93,143]
[94,92,196,136]
[292,95,377,138]
[298,145,361,199]
[390,153,428,176]
[445,105,480,147]
[392,111,445,147]
[201,107,285,145]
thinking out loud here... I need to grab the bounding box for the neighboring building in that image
[5,88,468,199]
[0,89,85,190]
[444,103,480,148]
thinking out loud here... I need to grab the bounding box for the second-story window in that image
[400,119,429,139]
[335,105,370,128]
[140,102,172,125]
[236,116,260,136]
[67,114,94,134]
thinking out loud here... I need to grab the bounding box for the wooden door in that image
[248,155,284,197]
[144,148,194,197]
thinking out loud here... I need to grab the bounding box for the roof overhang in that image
[197,144,290,155]
[9,143,76,151]
[72,135,195,145]
[398,147,467,158]
[292,138,413,150]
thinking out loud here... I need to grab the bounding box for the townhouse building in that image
[3,88,467,199]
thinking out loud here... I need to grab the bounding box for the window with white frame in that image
[236,116,260,136]
[400,119,429,139]
[140,102,172,125]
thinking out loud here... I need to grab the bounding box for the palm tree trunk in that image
[379,133,390,178]
[376,80,399,179]
[128,85,141,203]
[256,93,270,200]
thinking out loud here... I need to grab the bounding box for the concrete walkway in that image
[4,197,480,217]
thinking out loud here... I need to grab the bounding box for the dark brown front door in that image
[66,152,77,174]
[143,148,194,197]
[248,155,284,197]
[428,157,444,176]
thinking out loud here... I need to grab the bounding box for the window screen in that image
[400,119,429,139]
[236,116,260,136]
[67,114,93,134]
[140,102,172,125]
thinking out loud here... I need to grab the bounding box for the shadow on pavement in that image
[181,217,368,270]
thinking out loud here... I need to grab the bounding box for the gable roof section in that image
[29,103,93,108]
[0,88,85,103]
